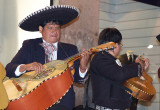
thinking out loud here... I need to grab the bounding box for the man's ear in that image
[39,26,43,33]
[116,43,119,47]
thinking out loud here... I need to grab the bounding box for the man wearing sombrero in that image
[6,5,91,110]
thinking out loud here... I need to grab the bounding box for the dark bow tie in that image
[129,55,133,63]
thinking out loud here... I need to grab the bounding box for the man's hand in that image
[136,58,150,71]
[19,62,44,73]
[80,48,92,73]
[143,58,150,70]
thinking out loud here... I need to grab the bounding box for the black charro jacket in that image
[90,51,140,109]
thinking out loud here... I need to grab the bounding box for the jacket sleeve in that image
[5,40,31,78]
[65,44,87,83]
[92,53,140,83]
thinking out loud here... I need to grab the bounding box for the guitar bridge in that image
[12,80,22,92]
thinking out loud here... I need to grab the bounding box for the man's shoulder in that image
[23,38,42,44]
[59,42,77,48]
[92,51,111,61]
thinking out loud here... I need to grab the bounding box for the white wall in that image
[0,0,4,59]
[17,0,50,48]
[100,0,160,109]
[0,0,18,67]
[0,0,49,66]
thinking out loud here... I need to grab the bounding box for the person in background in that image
[158,67,160,78]
[118,50,139,110]
[5,5,91,110]
[156,34,160,78]
[90,28,149,110]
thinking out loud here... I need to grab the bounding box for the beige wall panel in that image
[100,0,116,4]
[100,0,135,5]
[115,9,160,22]
[100,11,115,22]
[115,19,160,30]
[145,56,160,64]
[59,0,99,51]
[151,74,160,83]
[115,2,158,13]
[150,92,159,103]
[121,27,160,38]
[99,20,115,29]
[114,0,135,5]
[100,2,116,13]
[148,65,160,73]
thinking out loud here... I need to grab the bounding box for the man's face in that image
[114,41,122,57]
[39,22,61,43]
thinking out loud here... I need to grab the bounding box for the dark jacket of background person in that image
[90,51,140,109]
[118,53,139,110]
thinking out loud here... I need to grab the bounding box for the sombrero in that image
[19,5,80,31]
[156,34,160,42]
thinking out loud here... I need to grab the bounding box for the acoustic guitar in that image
[123,56,156,101]
[3,42,116,110]
[0,62,9,109]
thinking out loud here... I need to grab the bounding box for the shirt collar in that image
[42,39,58,49]
[126,51,133,60]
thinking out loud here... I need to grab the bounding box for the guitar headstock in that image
[90,42,116,53]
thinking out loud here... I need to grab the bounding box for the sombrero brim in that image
[19,5,80,31]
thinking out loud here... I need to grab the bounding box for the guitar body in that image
[123,72,156,101]
[0,62,9,109]
[3,60,73,110]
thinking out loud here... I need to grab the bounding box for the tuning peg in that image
[111,46,114,49]
[99,49,103,51]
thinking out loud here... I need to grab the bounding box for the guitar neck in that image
[65,42,116,63]
[65,49,90,63]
